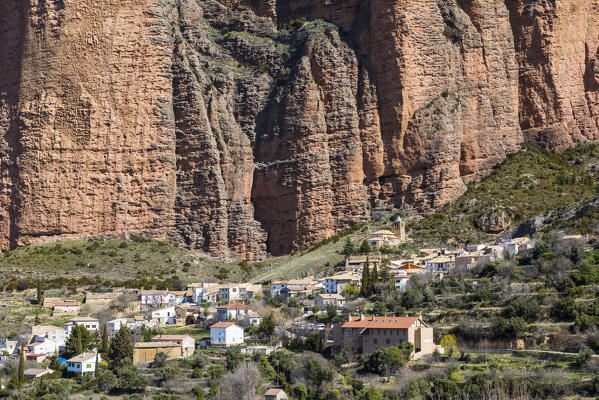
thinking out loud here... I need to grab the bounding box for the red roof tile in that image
[210,322,237,328]
[217,303,250,309]
[342,316,425,331]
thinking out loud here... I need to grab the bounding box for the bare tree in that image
[218,361,261,400]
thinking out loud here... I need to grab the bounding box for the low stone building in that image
[24,368,54,379]
[133,342,182,364]
[336,315,436,358]
[52,301,80,316]
[151,335,195,357]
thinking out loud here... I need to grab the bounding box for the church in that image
[367,215,407,249]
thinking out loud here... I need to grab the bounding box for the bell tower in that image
[393,215,406,242]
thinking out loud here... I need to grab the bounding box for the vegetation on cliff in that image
[410,143,599,246]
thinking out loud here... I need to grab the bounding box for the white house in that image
[324,272,361,294]
[188,283,220,304]
[239,283,262,301]
[140,290,176,306]
[219,285,241,302]
[27,337,58,358]
[26,325,67,354]
[0,338,19,356]
[65,317,100,336]
[216,303,250,322]
[270,281,289,296]
[314,293,346,308]
[210,322,244,347]
[150,307,176,325]
[107,317,147,337]
[426,256,456,273]
[244,311,261,326]
[392,272,410,293]
[52,301,80,315]
[67,352,101,375]
[106,318,128,338]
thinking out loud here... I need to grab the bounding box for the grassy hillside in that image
[0,236,221,287]
[410,143,599,246]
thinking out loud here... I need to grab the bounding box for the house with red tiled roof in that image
[216,303,251,322]
[209,322,244,347]
[336,315,436,357]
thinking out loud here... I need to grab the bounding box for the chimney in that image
[360,313,365,321]
[348,314,353,322]
[371,315,375,321]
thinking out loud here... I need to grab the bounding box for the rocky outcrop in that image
[0,0,597,259]
[505,0,599,150]
[475,208,511,234]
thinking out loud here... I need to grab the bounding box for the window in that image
[373,339,378,344]
[386,339,390,345]
[86,364,91,369]
[345,328,353,336]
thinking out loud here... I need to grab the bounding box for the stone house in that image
[265,387,289,400]
[152,335,195,357]
[314,293,346,308]
[336,315,436,358]
[133,342,182,364]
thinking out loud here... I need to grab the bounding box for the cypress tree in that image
[108,326,133,370]
[18,344,24,383]
[361,261,370,296]
[100,327,109,355]
[371,263,379,287]
[36,279,43,305]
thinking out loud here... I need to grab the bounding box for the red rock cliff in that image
[0,0,597,259]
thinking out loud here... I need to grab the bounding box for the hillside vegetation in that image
[410,143,599,246]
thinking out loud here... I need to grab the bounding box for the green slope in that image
[409,143,599,246]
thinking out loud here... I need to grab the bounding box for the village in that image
[0,214,562,399]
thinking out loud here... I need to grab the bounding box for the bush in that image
[362,342,413,376]
[502,298,542,322]
[493,317,527,339]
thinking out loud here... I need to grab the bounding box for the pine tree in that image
[18,344,24,383]
[361,262,370,296]
[66,325,92,357]
[108,326,133,370]
[36,279,43,305]
[342,238,356,255]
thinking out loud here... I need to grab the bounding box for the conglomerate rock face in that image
[0,0,597,259]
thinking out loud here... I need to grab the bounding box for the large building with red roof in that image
[336,315,436,357]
